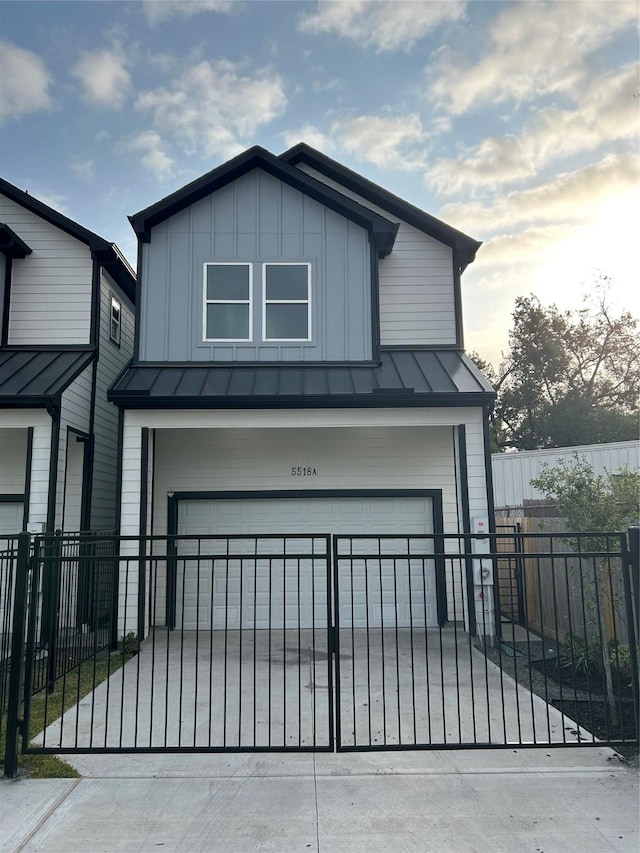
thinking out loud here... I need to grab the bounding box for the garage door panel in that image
[177,496,436,631]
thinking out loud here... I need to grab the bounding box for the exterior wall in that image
[138,168,372,363]
[295,165,457,347]
[0,410,51,532]
[55,365,93,529]
[0,195,92,345]
[492,441,640,510]
[90,270,135,531]
[0,427,27,493]
[118,406,490,634]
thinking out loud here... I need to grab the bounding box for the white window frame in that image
[203,262,253,343]
[109,295,121,346]
[261,262,312,343]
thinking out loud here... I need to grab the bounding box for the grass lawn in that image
[2,650,133,778]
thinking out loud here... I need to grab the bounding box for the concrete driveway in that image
[34,626,593,751]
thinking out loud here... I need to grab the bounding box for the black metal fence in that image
[2,528,639,776]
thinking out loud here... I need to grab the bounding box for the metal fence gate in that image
[2,529,639,775]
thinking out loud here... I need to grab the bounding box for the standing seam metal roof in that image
[0,349,94,402]
[109,349,494,407]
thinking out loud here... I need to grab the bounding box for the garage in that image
[173,492,439,632]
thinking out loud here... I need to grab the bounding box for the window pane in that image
[206,265,250,300]
[265,304,308,339]
[207,303,249,339]
[265,265,308,300]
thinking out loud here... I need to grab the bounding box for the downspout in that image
[83,255,102,531]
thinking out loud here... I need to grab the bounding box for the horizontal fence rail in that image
[2,528,638,773]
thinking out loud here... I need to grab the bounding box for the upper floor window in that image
[262,263,311,342]
[203,263,252,341]
[110,296,121,346]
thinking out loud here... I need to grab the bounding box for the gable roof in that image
[129,146,399,258]
[0,177,136,302]
[280,143,481,271]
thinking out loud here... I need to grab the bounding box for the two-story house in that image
[0,179,136,538]
[108,144,495,638]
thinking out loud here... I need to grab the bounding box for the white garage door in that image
[176,495,437,631]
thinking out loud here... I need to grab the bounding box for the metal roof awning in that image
[0,349,94,407]
[109,349,495,409]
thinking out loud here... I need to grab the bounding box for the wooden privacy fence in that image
[496,518,631,645]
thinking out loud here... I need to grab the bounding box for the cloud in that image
[135,59,287,161]
[0,41,52,121]
[281,124,333,153]
[428,63,640,194]
[69,159,95,182]
[428,0,638,115]
[119,130,175,181]
[71,49,132,109]
[143,0,237,24]
[331,113,429,170]
[299,0,465,52]
[441,153,640,234]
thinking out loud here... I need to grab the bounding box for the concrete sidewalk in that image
[2,748,638,852]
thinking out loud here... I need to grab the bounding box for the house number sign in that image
[291,466,318,476]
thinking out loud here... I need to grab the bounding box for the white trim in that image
[202,262,253,342]
[261,262,312,342]
[110,295,121,345]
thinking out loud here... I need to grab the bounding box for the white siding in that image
[0,194,92,345]
[295,165,457,346]
[119,407,490,634]
[0,410,52,532]
[492,441,640,510]
[90,269,135,531]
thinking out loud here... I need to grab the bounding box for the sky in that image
[1,0,638,365]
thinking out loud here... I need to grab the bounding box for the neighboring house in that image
[492,440,640,516]
[0,179,136,538]
[108,144,496,636]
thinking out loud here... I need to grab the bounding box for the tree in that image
[531,456,640,723]
[476,281,640,450]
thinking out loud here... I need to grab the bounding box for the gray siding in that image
[296,165,457,347]
[138,168,372,362]
[0,195,92,345]
[90,270,135,531]
[56,365,93,529]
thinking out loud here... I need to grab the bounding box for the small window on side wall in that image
[204,263,252,341]
[263,263,311,342]
[110,296,121,346]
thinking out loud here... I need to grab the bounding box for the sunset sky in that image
[1,0,638,365]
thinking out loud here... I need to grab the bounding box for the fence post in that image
[4,532,31,778]
[46,531,62,694]
[623,527,639,743]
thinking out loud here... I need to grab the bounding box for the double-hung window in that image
[262,263,311,341]
[203,263,252,341]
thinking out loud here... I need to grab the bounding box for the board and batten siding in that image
[117,407,488,633]
[294,165,457,347]
[492,441,640,510]
[0,195,92,345]
[90,270,135,531]
[138,168,372,363]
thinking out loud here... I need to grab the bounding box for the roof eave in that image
[280,143,482,264]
